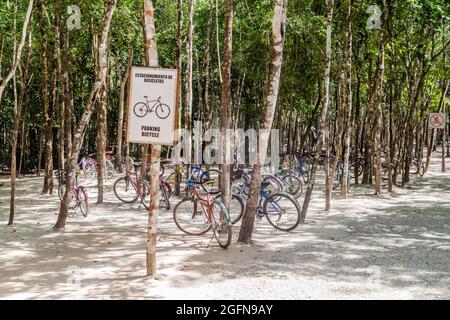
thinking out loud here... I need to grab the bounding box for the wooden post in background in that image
[143,0,161,277]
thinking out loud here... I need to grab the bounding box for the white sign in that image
[429,113,446,130]
[127,67,179,145]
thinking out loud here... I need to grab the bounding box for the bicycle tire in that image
[105,160,115,179]
[211,200,232,249]
[281,174,304,198]
[156,103,171,120]
[113,176,139,204]
[133,102,148,118]
[83,161,96,178]
[160,184,171,210]
[173,198,211,236]
[214,194,244,225]
[77,186,89,217]
[263,192,301,232]
[262,175,283,195]
[200,169,222,195]
[138,179,151,210]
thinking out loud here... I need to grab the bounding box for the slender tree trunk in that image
[174,0,183,197]
[116,48,133,169]
[341,0,352,199]
[0,0,34,102]
[238,0,288,243]
[373,0,389,196]
[220,0,233,212]
[8,4,33,225]
[143,0,161,277]
[41,1,53,194]
[96,86,107,204]
[300,0,333,223]
[185,0,195,186]
[54,0,117,230]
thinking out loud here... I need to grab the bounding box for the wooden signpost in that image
[129,0,179,277]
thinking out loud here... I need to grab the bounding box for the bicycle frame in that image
[234,175,284,217]
[188,182,214,224]
[124,169,143,194]
[144,97,161,112]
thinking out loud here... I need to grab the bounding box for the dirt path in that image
[0,154,449,300]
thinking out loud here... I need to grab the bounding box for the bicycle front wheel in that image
[113,177,139,203]
[77,186,89,217]
[173,198,211,236]
[121,156,135,173]
[200,169,222,195]
[138,179,151,210]
[214,194,244,225]
[105,160,115,179]
[84,162,97,178]
[281,174,304,198]
[156,103,171,120]
[263,192,301,232]
[211,200,232,249]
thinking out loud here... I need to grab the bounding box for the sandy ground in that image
[0,153,449,300]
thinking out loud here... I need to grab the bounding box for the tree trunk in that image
[341,0,352,199]
[220,0,233,212]
[300,0,334,223]
[174,0,183,197]
[96,86,107,204]
[238,0,288,243]
[116,48,133,169]
[0,0,34,102]
[54,0,117,231]
[41,1,53,194]
[373,0,389,196]
[8,4,33,225]
[185,0,195,186]
[143,0,161,277]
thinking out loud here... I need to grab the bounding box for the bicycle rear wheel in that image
[200,169,222,194]
[121,156,135,173]
[214,194,244,225]
[105,160,115,179]
[113,176,139,203]
[160,183,171,210]
[281,174,304,198]
[138,179,151,210]
[173,198,211,236]
[211,200,232,249]
[262,175,283,195]
[84,162,97,178]
[263,192,301,232]
[77,186,89,217]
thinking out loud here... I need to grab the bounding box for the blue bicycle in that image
[232,172,301,231]
[165,163,222,195]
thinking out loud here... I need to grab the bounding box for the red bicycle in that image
[173,179,232,249]
[58,172,89,217]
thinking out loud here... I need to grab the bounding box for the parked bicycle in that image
[232,172,301,231]
[58,171,89,217]
[78,153,115,179]
[166,163,222,195]
[173,178,233,249]
[113,164,151,209]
